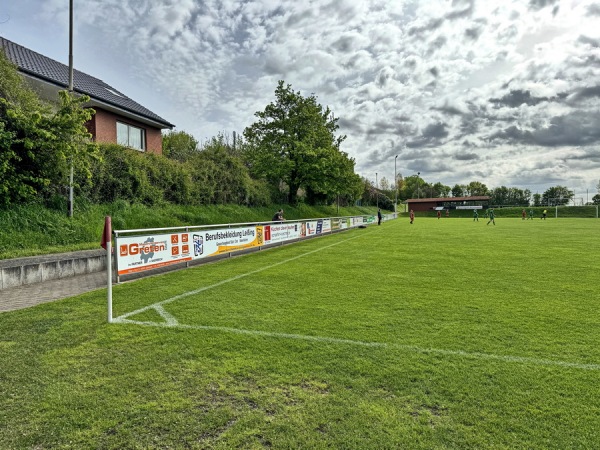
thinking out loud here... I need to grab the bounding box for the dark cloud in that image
[285,9,314,27]
[487,125,531,143]
[446,4,474,20]
[564,148,600,163]
[428,36,447,54]
[465,26,483,40]
[410,159,454,173]
[331,35,357,53]
[433,104,465,116]
[407,122,449,148]
[570,85,600,102]
[532,111,600,146]
[338,117,363,134]
[460,118,480,135]
[577,35,600,48]
[487,111,600,147]
[408,18,443,36]
[528,0,559,11]
[587,4,600,16]
[454,152,480,161]
[429,67,439,77]
[423,122,449,139]
[408,2,474,37]
[490,90,551,107]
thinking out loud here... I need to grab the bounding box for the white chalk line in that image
[112,318,600,371]
[115,231,370,322]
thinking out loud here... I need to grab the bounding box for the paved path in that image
[0,271,108,313]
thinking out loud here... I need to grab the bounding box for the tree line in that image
[376,174,600,207]
[2,49,598,210]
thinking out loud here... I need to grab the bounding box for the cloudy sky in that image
[2,0,600,198]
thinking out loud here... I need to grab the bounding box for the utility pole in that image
[417,171,420,199]
[68,0,74,217]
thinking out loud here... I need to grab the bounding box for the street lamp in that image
[394,155,398,213]
[417,171,420,199]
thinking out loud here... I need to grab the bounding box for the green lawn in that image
[1,217,599,448]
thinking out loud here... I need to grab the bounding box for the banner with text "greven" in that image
[117,226,259,275]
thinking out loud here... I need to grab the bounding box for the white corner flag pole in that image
[101,216,113,323]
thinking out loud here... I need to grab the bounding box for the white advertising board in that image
[117,226,261,275]
[262,222,302,244]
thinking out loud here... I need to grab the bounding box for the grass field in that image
[1,217,599,448]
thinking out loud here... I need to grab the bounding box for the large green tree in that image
[489,186,531,206]
[465,181,489,196]
[542,185,573,206]
[243,81,355,204]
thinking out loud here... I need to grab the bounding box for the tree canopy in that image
[243,81,360,205]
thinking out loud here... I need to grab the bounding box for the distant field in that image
[1,217,599,448]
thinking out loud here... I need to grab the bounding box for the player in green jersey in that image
[487,208,495,225]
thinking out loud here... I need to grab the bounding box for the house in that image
[0,36,174,154]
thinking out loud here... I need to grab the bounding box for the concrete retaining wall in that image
[0,249,107,290]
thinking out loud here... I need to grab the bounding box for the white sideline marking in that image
[112,318,600,371]
[115,232,369,322]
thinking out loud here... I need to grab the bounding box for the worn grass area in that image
[1,218,599,448]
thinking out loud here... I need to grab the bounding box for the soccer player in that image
[541,209,547,220]
[446,209,450,218]
[437,210,441,219]
[528,209,534,220]
[473,209,479,221]
[522,209,526,220]
[377,208,382,225]
[487,208,495,225]
[410,209,415,224]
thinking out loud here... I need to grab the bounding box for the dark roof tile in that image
[0,36,174,128]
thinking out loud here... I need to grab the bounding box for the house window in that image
[117,122,145,151]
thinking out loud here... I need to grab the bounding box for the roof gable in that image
[0,36,174,129]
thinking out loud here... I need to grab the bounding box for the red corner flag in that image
[101,216,112,250]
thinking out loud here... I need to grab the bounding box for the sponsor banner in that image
[365,215,375,224]
[117,233,192,275]
[199,226,260,257]
[304,221,318,236]
[456,205,483,210]
[263,222,301,244]
[117,226,260,275]
[351,216,363,226]
[116,214,385,276]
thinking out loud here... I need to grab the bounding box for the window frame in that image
[116,121,146,151]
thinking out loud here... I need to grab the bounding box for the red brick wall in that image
[85,108,164,155]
